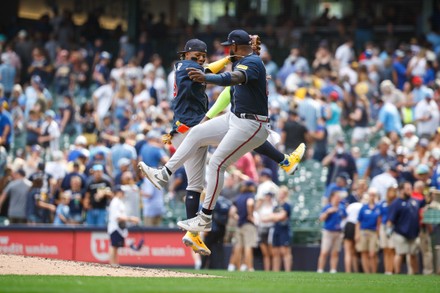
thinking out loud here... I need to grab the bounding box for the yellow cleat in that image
[182,231,211,256]
[280,143,306,175]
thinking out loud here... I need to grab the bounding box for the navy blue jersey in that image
[171,60,208,130]
[231,53,268,116]
[388,197,420,239]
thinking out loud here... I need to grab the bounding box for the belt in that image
[234,112,270,123]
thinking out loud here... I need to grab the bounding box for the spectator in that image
[0,100,12,152]
[108,136,137,178]
[138,130,169,168]
[379,184,398,275]
[265,186,293,272]
[364,136,396,180]
[92,51,111,88]
[107,185,140,265]
[38,109,60,155]
[392,50,407,90]
[371,98,402,138]
[414,88,439,139]
[92,78,117,123]
[26,177,56,224]
[349,95,370,144]
[370,163,399,201]
[84,164,113,226]
[322,137,358,186]
[317,190,347,273]
[344,199,363,273]
[120,171,141,222]
[401,124,419,152]
[255,190,275,271]
[227,180,258,272]
[356,188,380,273]
[280,110,309,154]
[0,169,32,223]
[0,54,17,98]
[53,191,71,226]
[140,177,164,226]
[387,182,421,274]
[59,93,77,143]
[65,175,86,224]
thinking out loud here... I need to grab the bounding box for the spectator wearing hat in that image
[0,169,32,223]
[23,145,43,177]
[411,75,430,104]
[380,80,405,108]
[364,136,396,180]
[67,135,90,162]
[114,158,131,185]
[392,50,407,90]
[401,124,419,152]
[0,100,12,152]
[317,190,347,273]
[394,146,415,184]
[387,182,422,274]
[410,138,431,168]
[25,174,56,224]
[38,109,60,154]
[61,161,86,191]
[255,168,279,201]
[84,164,113,226]
[370,162,400,201]
[120,171,141,222]
[324,172,350,203]
[322,137,358,186]
[108,184,140,265]
[139,130,169,168]
[324,90,343,146]
[24,75,52,118]
[92,51,111,88]
[414,88,440,139]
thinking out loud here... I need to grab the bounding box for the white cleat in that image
[177,212,212,232]
[137,162,169,190]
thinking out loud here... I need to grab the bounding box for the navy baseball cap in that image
[221,29,251,46]
[178,39,207,54]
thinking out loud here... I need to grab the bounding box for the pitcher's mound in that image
[0,254,211,278]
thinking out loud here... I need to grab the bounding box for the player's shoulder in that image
[176,60,203,70]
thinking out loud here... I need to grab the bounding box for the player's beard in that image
[230,48,237,63]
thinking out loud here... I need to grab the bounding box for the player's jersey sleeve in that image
[234,56,261,84]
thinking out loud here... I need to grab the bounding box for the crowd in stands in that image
[0,7,439,274]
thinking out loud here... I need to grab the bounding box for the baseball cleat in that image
[182,231,211,256]
[137,162,169,190]
[280,143,306,175]
[177,211,212,232]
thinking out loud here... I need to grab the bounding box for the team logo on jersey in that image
[236,64,248,70]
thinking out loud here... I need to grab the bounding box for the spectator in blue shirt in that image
[317,190,347,273]
[0,102,12,152]
[138,130,169,168]
[356,187,380,273]
[392,50,407,90]
[387,182,421,274]
[371,98,402,138]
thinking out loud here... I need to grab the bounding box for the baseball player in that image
[139,29,305,233]
[162,38,301,256]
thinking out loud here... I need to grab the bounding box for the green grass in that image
[0,271,439,293]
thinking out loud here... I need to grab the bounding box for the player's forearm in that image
[206,87,231,119]
[204,71,245,86]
